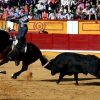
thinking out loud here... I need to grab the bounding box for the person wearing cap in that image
[8,15,29,66]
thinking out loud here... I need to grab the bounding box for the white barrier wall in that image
[67,21,78,34]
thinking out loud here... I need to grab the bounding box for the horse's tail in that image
[40,54,48,66]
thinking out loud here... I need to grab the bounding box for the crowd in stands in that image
[0,0,99,20]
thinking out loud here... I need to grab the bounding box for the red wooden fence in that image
[10,32,100,51]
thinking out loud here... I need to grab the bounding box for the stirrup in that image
[9,57,12,61]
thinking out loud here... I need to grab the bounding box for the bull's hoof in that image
[74,83,79,85]
[56,81,60,84]
[0,70,6,74]
[11,74,17,79]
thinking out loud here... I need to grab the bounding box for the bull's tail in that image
[40,54,48,66]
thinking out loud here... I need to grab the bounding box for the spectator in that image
[76,0,82,6]
[15,6,22,15]
[40,0,47,4]
[32,5,38,15]
[47,0,51,4]
[42,2,46,11]
[3,0,9,8]
[0,8,3,18]
[28,11,34,19]
[61,0,69,11]
[9,8,19,19]
[54,0,61,10]
[85,0,90,8]
[5,0,11,7]
[59,6,64,13]
[70,0,76,13]
[48,10,56,20]
[57,10,65,20]
[76,6,82,19]
[11,0,19,6]
[46,2,53,14]
[42,10,48,19]
[0,5,4,15]
[81,5,90,20]
[89,5,97,20]
[34,10,41,19]
[37,1,44,16]
[77,0,84,10]
[0,0,2,6]
[66,10,73,20]
[89,0,93,8]
[25,0,33,6]
[7,8,20,31]
[19,0,26,7]
[2,9,10,19]
[5,5,10,12]
[23,4,29,14]
[97,5,100,20]
[29,4,33,12]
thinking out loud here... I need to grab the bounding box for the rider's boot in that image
[15,60,20,66]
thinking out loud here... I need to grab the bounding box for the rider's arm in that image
[8,19,20,24]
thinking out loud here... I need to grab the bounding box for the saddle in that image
[12,38,27,53]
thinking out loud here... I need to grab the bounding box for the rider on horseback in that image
[8,15,29,66]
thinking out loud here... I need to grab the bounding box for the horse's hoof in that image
[11,74,17,79]
[0,70,6,74]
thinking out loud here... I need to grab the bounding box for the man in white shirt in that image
[57,10,65,20]
[66,10,73,20]
[37,0,44,16]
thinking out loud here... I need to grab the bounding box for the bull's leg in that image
[92,73,100,79]
[74,73,79,85]
[56,73,65,84]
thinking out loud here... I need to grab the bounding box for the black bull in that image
[43,52,100,85]
[0,29,48,78]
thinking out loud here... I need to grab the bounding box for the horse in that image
[0,29,48,79]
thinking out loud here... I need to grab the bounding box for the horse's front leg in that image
[11,64,28,79]
[0,47,11,66]
[0,70,6,74]
[0,56,9,74]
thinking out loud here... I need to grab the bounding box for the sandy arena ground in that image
[0,52,100,100]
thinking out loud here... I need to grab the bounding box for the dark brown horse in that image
[0,29,48,79]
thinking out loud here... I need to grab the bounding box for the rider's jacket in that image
[9,19,28,39]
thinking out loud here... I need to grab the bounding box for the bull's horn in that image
[43,61,50,68]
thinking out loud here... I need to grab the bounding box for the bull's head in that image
[43,60,60,75]
[43,61,51,70]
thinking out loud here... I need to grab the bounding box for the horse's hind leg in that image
[11,61,30,79]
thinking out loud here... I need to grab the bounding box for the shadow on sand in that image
[40,77,100,86]
[17,77,100,86]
